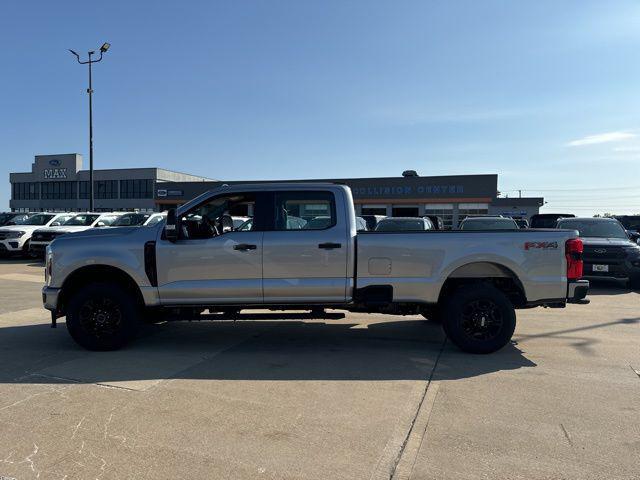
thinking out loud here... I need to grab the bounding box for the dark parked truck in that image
[557,217,640,289]
[43,184,589,354]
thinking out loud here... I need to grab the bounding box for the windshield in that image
[461,218,517,230]
[11,214,36,225]
[145,215,165,226]
[97,215,120,226]
[557,219,628,239]
[19,214,56,226]
[112,213,150,226]
[376,219,425,231]
[63,214,100,226]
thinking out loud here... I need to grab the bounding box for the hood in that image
[580,237,635,247]
[33,226,67,234]
[60,226,138,239]
[47,225,97,234]
[0,224,55,234]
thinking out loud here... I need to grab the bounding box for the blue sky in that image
[1,0,639,215]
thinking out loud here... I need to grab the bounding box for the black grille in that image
[583,245,626,262]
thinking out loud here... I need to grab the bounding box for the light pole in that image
[69,42,110,211]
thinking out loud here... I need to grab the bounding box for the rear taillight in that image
[565,238,583,280]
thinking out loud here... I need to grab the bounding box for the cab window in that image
[273,192,336,231]
[181,193,257,240]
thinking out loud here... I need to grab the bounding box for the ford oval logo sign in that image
[594,248,606,254]
[49,159,61,167]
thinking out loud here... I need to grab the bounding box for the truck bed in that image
[355,229,579,304]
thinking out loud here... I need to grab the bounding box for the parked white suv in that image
[0,212,75,258]
[30,212,124,257]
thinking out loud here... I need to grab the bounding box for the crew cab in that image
[30,212,124,257]
[42,184,589,354]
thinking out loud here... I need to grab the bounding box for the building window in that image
[392,205,420,217]
[12,182,39,200]
[457,203,489,225]
[41,181,77,200]
[120,179,153,199]
[361,204,387,216]
[79,180,118,199]
[424,203,454,230]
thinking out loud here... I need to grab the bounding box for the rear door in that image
[262,190,349,303]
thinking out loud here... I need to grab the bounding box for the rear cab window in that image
[273,191,337,231]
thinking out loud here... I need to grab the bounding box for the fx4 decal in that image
[524,241,558,250]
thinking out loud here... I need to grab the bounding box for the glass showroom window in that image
[424,204,454,230]
[392,205,420,217]
[120,179,153,199]
[457,203,489,225]
[361,204,388,216]
[12,182,39,200]
[79,181,118,199]
[41,181,77,200]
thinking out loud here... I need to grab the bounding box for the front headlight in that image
[623,244,640,256]
[6,231,26,238]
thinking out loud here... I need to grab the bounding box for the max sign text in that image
[43,168,68,179]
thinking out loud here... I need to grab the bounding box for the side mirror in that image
[165,208,179,242]
[50,221,61,226]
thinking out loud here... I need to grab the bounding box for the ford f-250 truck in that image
[42,184,589,354]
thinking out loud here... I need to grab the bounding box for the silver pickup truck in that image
[42,184,589,354]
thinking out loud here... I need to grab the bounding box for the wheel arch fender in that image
[438,259,527,307]
[58,264,145,315]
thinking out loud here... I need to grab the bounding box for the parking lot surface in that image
[0,260,638,480]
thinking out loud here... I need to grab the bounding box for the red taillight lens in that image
[565,238,583,280]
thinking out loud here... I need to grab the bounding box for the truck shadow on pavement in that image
[0,317,539,386]
[588,280,636,296]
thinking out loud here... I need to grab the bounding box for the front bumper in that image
[0,237,27,252]
[42,286,60,311]
[582,256,640,281]
[567,279,589,304]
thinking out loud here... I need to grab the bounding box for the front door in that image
[262,190,349,303]
[156,192,265,305]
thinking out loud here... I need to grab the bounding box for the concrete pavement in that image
[0,260,637,479]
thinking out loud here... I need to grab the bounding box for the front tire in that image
[441,284,516,354]
[66,283,140,351]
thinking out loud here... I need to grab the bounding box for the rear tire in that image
[66,282,140,351]
[441,284,516,354]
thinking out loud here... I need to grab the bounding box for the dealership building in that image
[9,153,543,228]
[9,153,213,213]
